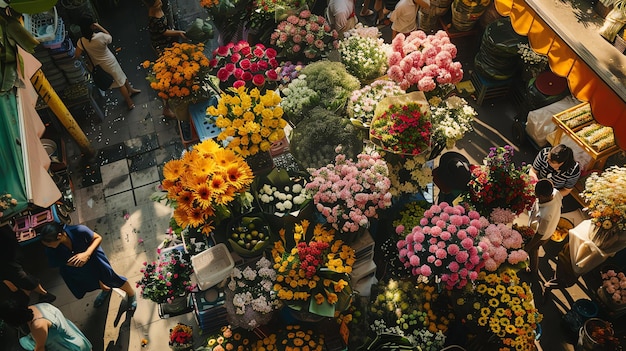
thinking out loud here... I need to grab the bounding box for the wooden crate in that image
[551,102,620,169]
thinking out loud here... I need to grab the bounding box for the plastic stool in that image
[470,71,512,106]
[179,119,199,149]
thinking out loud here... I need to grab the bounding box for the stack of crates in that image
[191,287,228,333]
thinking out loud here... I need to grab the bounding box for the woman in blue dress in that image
[38,222,136,310]
[0,280,92,351]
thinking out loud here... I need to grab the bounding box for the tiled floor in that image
[4,0,626,350]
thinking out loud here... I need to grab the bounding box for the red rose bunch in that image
[210,40,280,90]
[297,241,329,278]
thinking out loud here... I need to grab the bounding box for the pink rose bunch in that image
[270,10,339,61]
[387,30,463,93]
[306,149,392,234]
[210,40,279,90]
[478,223,528,272]
[396,202,486,290]
[601,269,626,304]
[489,207,517,225]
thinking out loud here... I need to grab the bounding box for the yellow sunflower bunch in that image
[161,139,254,234]
[251,325,324,351]
[457,269,543,351]
[271,220,355,306]
[143,42,210,100]
[208,86,287,157]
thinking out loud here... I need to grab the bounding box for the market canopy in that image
[0,48,61,219]
[495,0,626,150]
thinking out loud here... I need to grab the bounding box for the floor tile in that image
[155,142,184,166]
[130,166,160,188]
[125,133,159,157]
[104,190,136,215]
[73,183,107,223]
[128,149,158,172]
[133,181,161,207]
[98,143,127,166]
[101,159,132,197]
[77,161,103,188]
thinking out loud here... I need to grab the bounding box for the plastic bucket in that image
[578,318,614,350]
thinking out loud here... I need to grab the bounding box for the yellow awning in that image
[495,0,626,150]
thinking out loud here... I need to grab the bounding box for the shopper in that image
[0,281,92,351]
[432,151,472,205]
[529,144,581,197]
[74,15,141,110]
[0,225,56,303]
[327,0,358,38]
[389,0,419,38]
[143,0,187,119]
[37,222,137,311]
[524,179,563,275]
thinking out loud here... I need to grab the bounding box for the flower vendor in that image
[327,0,358,38]
[529,144,581,198]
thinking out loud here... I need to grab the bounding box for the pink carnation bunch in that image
[270,10,339,61]
[396,202,485,290]
[601,269,626,304]
[386,30,463,92]
[306,149,392,234]
[210,40,279,90]
[478,223,528,271]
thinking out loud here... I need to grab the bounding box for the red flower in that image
[239,59,251,70]
[252,74,266,86]
[242,72,253,81]
[266,69,278,81]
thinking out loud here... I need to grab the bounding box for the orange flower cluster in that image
[200,0,219,8]
[251,325,324,351]
[161,139,253,234]
[142,42,210,100]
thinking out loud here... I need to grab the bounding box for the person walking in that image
[37,222,137,311]
[389,0,420,39]
[524,179,563,275]
[0,225,56,304]
[143,0,187,119]
[74,15,141,110]
[327,0,358,38]
[0,281,92,351]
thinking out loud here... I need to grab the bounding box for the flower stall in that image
[140,18,588,350]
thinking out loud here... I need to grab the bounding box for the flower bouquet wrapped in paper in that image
[271,220,355,317]
[582,166,626,235]
[169,323,193,350]
[225,257,282,329]
[370,91,432,156]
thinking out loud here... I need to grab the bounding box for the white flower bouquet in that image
[279,74,319,125]
[339,26,388,82]
[582,166,626,232]
[430,95,476,151]
[347,80,405,128]
[517,43,548,66]
[225,257,282,330]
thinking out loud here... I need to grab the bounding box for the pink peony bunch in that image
[396,202,486,290]
[478,223,528,271]
[306,149,392,234]
[386,30,463,92]
[270,10,339,61]
[210,40,279,90]
[601,269,626,304]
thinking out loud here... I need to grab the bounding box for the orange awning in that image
[495,0,626,150]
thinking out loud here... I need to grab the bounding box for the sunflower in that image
[495,308,505,317]
[173,206,191,228]
[478,316,488,326]
[195,138,221,155]
[191,155,217,176]
[213,148,239,167]
[176,190,195,210]
[208,174,229,195]
[487,288,498,296]
[489,298,499,307]
[495,284,506,294]
[163,159,185,180]
[224,162,254,188]
[481,307,490,317]
[187,207,207,227]
[194,184,214,209]
[476,284,488,293]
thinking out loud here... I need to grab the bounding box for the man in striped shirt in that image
[529,144,581,197]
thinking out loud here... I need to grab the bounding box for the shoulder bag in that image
[81,38,114,91]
